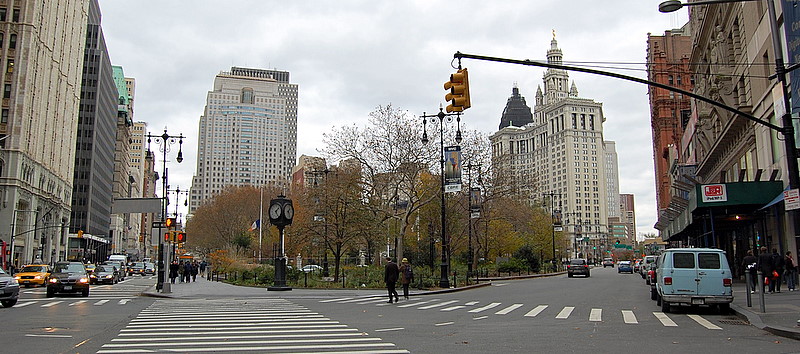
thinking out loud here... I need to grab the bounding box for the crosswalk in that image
[97,298,409,353]
[319,296,730,330]
[12,298,136,308]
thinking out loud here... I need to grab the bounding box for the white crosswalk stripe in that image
[95,299,110,306]
[397,299,438,308]
[653,312,678,327]
[41,301,63,308]
[468,302,501,313]
[688,314,722,330]
[555,306,575,319]
[524,305,548,317]
[418,300,458,310]
[97,298,409,353]
[621,310,638,324]
[495,304,523,315]
[69,300,88,306]
[589,308,602,322]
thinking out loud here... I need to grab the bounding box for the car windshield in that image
[569,259,586,265]
[21,266,46,272]
[96,266,111,272]
[53,263,85,273]
[619,261,631,265]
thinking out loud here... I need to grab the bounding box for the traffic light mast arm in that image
[452,52,782,132]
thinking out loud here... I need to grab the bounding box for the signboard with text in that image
[784,188,800,211]
[701,184,727,203]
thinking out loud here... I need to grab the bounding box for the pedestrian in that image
[384,257,399,303]
[169,261,178,284]
[785,251,796,291]
[183,261,193,283]
[742,250,757,293]
[771,248,785,292]
[200,261,207,276]
[178,261,185,283]
[757,246,774,293]
[191,261,199,282]
[399,258,414,300]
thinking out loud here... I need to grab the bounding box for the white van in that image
[655,248,733,313]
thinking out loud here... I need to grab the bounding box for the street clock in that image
[269,196,293,227]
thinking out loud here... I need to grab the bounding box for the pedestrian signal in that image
[177,232,186,243]
[165,218,176,230]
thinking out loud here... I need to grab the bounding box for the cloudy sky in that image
[98,0,688,237]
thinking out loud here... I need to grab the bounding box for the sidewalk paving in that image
[730,282,800,340]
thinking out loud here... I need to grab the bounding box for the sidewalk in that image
[731,282,800,340]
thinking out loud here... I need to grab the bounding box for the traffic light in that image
[615,240,620,245]
[444,68,471,112]
[164,231,173,242]
[77,230,84,238]
[165,217,176,230]
[176,232,186,243]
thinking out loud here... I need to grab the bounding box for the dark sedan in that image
[89,265,118,284]
[47,262,89,297]
[618,260,634,274]
[0,267,20,307]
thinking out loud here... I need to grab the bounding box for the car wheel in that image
[661,299,671,313]
[46,288,54,298]
[651,288,658,301]
[82,289,90,297]
[1,299,17,308]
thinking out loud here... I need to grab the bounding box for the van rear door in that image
[696,252,730,296]
[670,252,698,295]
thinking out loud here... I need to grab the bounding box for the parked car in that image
[47,261,90,297]
[655,248,733,314]
[567,259,590,277]
[640,255,656,279]
[618,260,634,273]
[14,264,51,287]
[301,265,323,273]
[602,258,614,268]
[144,262,156,275]
[649,256,661,300]
[89,265,118,285]
[0,267,20,307]
[633,259,642,273]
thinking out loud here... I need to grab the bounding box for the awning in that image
[759,185,790,210]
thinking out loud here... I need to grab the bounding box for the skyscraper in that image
[189,67,298,212]
[490,36,615,259]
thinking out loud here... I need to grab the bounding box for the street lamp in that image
[146,128,185,293]
[543,192,562,268]
[421,107,462,288]
[466,162,482,281]
[310,168,331,277]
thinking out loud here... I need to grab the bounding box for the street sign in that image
[784,188,800,211]
[152,221,165,228]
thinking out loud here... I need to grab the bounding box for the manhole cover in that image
[718,319,750,325]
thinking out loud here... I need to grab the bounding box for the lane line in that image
[524,305,548,317]
[374,328,404,332]
[15,302,35,307]
[473,316,488,320]
[440,306,466,312]
[653,312,677,327]
[495,304,523,315]
[95,299,110,306]
[25,334,73,338]
[589,308,602,322]
[687,314,722,330]
[621,310,638,324]
[434,322,454,326]
[41,301,63,308]
[468,302,501,313]
[118,299,131,305]
[555,306,574,319]
[70,300,88,306]
[465,301,479,306]
[397,299,437,308]
[319,297,354,303]
[418,300,458,310]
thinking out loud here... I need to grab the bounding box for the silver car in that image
[0,267,20,307]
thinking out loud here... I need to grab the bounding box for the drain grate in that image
[718,319,750,325]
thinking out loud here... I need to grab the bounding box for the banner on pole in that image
[444,145,462,193]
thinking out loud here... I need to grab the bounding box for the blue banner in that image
[782,0,800,114]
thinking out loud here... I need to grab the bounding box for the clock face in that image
[269,204,282,219]
[283,204,294,220]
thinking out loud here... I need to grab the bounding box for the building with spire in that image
[490,35,618,260]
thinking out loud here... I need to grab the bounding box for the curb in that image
[476,271,567,281]
[731,303,800,341]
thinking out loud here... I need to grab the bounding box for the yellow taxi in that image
[14,264,51,287]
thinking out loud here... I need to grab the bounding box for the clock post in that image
[268,195,293,291]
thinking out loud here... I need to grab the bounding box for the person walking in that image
[399,258,414,300]
[168,261,178,284]
[191,261,199,282]
[742,250,758,293]
[757,246,774,293]
[177,261,185,283]
[183,261,193,283]
[384,257,400,303]
[771,248,785,292]
[785,251,796,291]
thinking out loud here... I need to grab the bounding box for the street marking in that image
[465,301,479,306]
[621,310,638,324]
[25,334,73,338]
[319,297,353,303]
[555,306,574,319]
[15,302,35,307]
[397,299,437,308]
[374,327,404,332]
[495,304,523,315]
[688,314,722,330]
[419,300,458,310]
[118,299,131,305]
[468,302,501,313]
[473,316,488,320]
[435,321,454,326]
[653,312,678,327]
[524,305,548,317]
[493,283,509,287]
[589,308,602,322]
[95,300,110,306]
[440,305,466,312]
[41,301,63,308]
[70,300,88,306]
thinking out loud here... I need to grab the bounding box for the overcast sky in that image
[98,1,688,238]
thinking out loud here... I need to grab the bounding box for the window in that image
[12,9,19,22]
[1,109,7,123]
[3,84,10,98]
[0,9,6,22]
[6,59,12,73]
[9,34,15,49]
[698,253,721,269]
[673,253,695,268]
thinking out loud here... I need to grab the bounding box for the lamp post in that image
[421,107,462,288]
[466,162,482,281]
[311,168,331,277]
[146,128,184,293]
[543,192,562,268]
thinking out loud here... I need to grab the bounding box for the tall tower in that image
[0,1,89,266]
[189,67,299,212]
[604,141,620,218]
[490,35,615,260]
[620,193,637,241]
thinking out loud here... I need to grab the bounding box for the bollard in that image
[745,271,752,307]
[758,271,766,312]
[304,271,308,287]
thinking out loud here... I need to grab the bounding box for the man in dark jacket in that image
[742,250,758,293]
[757,246,774,293]
[384,257,400,303]
[772,248,785,292]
